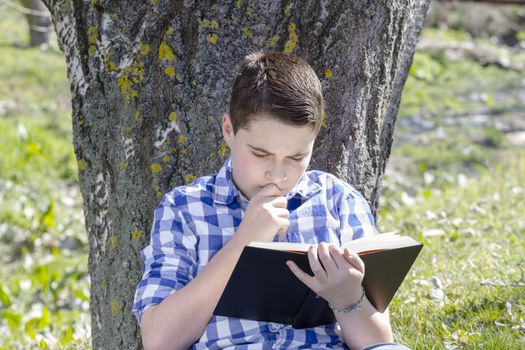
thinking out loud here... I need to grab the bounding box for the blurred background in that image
[0,0,524,348]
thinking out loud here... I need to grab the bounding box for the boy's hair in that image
[229,51,324,134]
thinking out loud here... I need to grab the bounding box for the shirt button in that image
[268,322,281,333]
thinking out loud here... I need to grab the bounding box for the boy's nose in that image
[265,169,288,183]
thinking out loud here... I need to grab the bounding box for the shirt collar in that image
[212,158,322,205]
[285,171,322,200]
[213,158,241,205]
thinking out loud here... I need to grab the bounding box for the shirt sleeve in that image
[132,191,198,323]
[338,188,378,245]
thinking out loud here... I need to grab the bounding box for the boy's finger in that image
[273,208,289,219]
[317,243,338,276]
[256,183,282,198]
[344,248,365,274]
[308,245,327,279]
[286,260,316,290]
[276,218,290,236]
[276,227,288,237]
[330,246,351,270]
[270,196,287,208]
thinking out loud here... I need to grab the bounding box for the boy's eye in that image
[253,153,269,159]
[290,157,304,162]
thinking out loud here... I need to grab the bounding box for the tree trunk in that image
[42,0,429,348]
[21,0,53,46]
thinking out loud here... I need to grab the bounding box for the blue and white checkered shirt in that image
[133,158,377,349]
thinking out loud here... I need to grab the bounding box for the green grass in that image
[0,118,77,185]
[378,32,525,347]
[1,5,525,349]
[381,152,525,348]
[422,28,473,42]
[0,8,68,118]
[400,50,524,122]
[390,40,525,188]
[0,7,90,350]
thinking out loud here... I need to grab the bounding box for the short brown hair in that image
[229,51,324,133]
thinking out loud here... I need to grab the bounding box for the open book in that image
[213,233,423,328]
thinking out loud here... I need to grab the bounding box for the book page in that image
[342,233,420,253]
[248,232,420,254]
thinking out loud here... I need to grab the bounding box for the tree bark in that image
[42,0,429,348]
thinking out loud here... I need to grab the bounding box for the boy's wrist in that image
[228,228,256,249]
[329,287,366,315]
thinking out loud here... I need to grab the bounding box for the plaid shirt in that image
[133,158,377,349]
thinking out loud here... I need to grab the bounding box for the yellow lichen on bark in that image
[218,142,228,158]
[169,112,178,121]
[111,300,120,315]
[110,235,119,249]
[104,51,118,72]
[242,26,252,38]
[206,33,218,45]
[201,19,219,30]
[88,27,98,56]
[158,42,175,61]
[106,60,118,71]
[78,159,88,171]
[151,163,162,173]
[185,174,198,183]
[118,60,144,103]
[132,230,141,240]
[153,184,163,198]
[131,62,144,83]
[164,67,175,77]
[265,35,279,47]
[283,23,298,53]
[117,74,132,102]
[88,26,98,44]
[140,43,151,56]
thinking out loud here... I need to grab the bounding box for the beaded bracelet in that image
[328,287,366,314]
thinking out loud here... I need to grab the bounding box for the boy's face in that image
[222,113,317,200]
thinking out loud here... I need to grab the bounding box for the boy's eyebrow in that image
[247,144,308,157]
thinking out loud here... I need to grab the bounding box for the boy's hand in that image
[237,184,289,243]
[286,243,365,310]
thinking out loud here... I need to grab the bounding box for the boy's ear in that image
[222,113,234,144]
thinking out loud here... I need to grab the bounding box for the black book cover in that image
[214,243,423,328]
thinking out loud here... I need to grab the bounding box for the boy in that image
[133,52,409,350]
